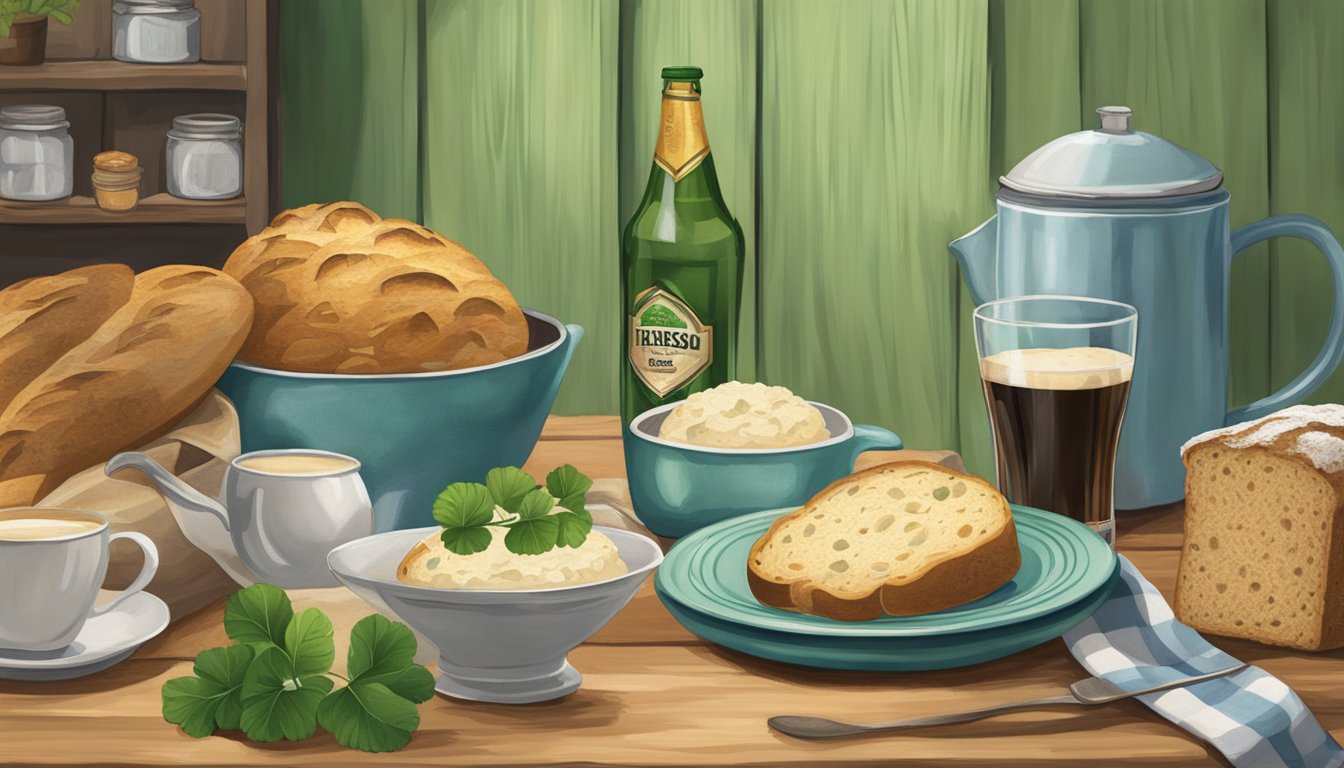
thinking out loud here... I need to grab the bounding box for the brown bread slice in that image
[748,461,1020,621]
[0,265,253,506]
[0,264,134,414]
[1178,405,1344,650]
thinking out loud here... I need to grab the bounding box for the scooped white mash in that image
[658,381,830,449]
[397,526,627,590]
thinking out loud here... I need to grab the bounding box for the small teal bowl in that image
[216,310,581,533]
[625,400,903,538]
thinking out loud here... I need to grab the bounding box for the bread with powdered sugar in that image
[1177,404,1344,650]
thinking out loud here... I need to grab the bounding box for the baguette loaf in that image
[224,201,529,374]
[748,462,1020,621]
[1177,405,1344,650]
[0,265,134,415]
[0,266,253,506]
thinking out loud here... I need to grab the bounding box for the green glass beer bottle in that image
[621,66,745,425]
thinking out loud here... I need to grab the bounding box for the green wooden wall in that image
[278,0,1344,477]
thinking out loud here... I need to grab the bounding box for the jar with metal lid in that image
[165,114,242,200]
[113,0,201,64]
[0,105,74,202]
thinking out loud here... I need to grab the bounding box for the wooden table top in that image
[3,415,1340,767]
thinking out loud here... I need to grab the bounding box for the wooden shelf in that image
[0,60,246,91]
[0,193,245,224]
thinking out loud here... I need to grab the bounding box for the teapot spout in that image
[106,451,231,530]
[949,215,998,306]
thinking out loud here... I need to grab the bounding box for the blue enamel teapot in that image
[951,106,1344,509]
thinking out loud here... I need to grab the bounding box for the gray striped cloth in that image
[1063,557,1344,768]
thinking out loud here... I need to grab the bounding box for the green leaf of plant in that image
[240,646,333,742]
[283,608,335,678]
[514,488,555,521]
[346,614,416,681]
[161,644,255,737]
[504,514,559,555]
[223,584,292,650]
[485,466,536,514]
[345,614,434,703]
[545,464,592,508]
[317,681,420,753]
[432,482,495,528]
[554,510,593,549]
[162,677,225,738]
[372,663,436,704]
[432,482,495,555]
[439,525,493,556]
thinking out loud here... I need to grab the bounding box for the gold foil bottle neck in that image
[654,81,710,181]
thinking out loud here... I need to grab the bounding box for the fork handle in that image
[770,695,1080,739]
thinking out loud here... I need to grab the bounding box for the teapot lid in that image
[1000,107,1223,199]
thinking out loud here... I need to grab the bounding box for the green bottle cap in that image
[661,66,703,81]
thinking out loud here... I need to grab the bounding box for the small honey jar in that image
[92,151,142,211]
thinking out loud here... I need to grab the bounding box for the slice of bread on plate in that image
[748,461,1020,621]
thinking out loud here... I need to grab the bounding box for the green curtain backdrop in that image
[278,0,1344,477]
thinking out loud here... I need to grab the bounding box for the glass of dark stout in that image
[974,296,1137,546]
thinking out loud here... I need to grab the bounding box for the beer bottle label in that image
[654,81,710,181]
[628,287,713,397]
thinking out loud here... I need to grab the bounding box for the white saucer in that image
[0,591,170,681]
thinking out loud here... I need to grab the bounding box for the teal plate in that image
[655,505,1119,670]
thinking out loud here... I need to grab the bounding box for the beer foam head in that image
[980,347,1133,391]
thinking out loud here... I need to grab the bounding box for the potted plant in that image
[0,0,78,66]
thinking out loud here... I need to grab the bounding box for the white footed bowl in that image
[327,525,663,704]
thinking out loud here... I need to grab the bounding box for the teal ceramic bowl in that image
[216,310,581,532]
[625,401,903,538]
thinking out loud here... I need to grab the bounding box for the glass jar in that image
[0,105,74,202]
[113,0,201,64]
[165,114,243,200]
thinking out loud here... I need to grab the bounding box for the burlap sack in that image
[36,391,242,621]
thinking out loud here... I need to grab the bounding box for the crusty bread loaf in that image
[748,462,1020,621]
[0,266,253,506]
[1177,405,1344,651]
[0,264,134,415]
[223,201,529,374]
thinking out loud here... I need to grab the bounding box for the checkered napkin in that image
[1062,556,1344,768]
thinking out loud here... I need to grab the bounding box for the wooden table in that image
[4,416,1341,767]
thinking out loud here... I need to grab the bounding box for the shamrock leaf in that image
[546,464,592,514]
[346,614,414,681]
[554,509,593,549]
[162,644,255,737]
[284,608,335,678]
[318,681,421,753]
[504,515,559,555]
[240,646,333,742]
[346,615,434,703]
[515,488,555,520]
[485,466,536,515]
[223,584,292,650]
[433,482,495,555]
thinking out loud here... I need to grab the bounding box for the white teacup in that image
[107,449,373,588]
[0,508,159,653]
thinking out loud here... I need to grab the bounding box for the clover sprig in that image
[162,584,433,753]
[434,465,594,556]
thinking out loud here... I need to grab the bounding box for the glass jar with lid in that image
[113,0,201,64]
[0,105,74,202]
[166,113,243,200]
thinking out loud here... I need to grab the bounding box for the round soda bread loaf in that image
[1178,405,1344,651]
[748,461,1020,621]
[223,201,529,374]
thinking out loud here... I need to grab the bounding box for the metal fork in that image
[768,662,1248,739]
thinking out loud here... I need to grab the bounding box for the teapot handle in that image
[1226,214,1344,425]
